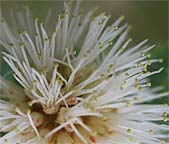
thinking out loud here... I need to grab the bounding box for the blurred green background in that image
[0,0,168,92]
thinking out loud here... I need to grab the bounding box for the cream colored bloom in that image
[0,1,168,144]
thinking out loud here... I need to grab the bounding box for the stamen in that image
[27,110,41,142]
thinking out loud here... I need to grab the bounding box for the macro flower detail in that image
[0,1,168,144]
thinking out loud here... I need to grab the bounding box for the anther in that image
[147,54,151,58]
[163,112,168,117]
[127,128,132,133]
[9,42,14,47]
[108,41,113,46]
[133,97,139,102]
[149,129,154,134]
[141,51,145,57]
[98,42,103,49]
[161,140,166,144]
[78,22,82,27]
[146,82,151,87]
[113,26,118,30]
[159,58,163,63]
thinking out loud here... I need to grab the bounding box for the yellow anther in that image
[135,78,139,85]
[20,43,25,48]
[103,14,107,19]
[9,42,14,47]
[38,53,42,58]
[83,102,94,111]
[18,30,23,35]
[147,82,151,87]
[120,47,125,51]
[133,97,139,102]
[125,72,129,76]
[109,64,114,69]
[27,109,31,114]
[98,22,103,26]
[103,116,108,121]
[73,50,77,55]
[35,32,38,36]
[106,76,111,81]
[34,17,39,21]
[161,140,165,144]
[144,68,147,72]
[92,16,98,21]
[143,64,148,69]
[147,54,151,58]
[92,96,98,103]
[22,29,26,34]
[163,117,168,122]
[87,49,91,53]
[98,42,103,49]
[141,51,145,57]
[128,38,132,42]
[127,128,132,133]
[108,41,113,46]
[65,11,69,15]
[120,86,124,90]
[146,71,151,75]
[138,86,144,91]
[159,58,163,63]
[129,137,134,141]
[164,103,169,107]
[44,37,49,42]
[100,73,105,77]
[120,15,125,20]
[54,63,59,67]
[163,112,167,117]
[139,71,144,75]
[107,69,111,73]
[78,22,82,26]
[149,129,154,134]
[28,101,33,107]
[125,101,131,107]
[33,80,38,84]
[137,62,141,67]
[93,132,97,136]
[147,60,151,65]
[114,26,118,30]
[134,84,139,89]
[120,82,126,90]
[65,1,70,5]
[41,66,48,74]
[83,54,88,58]
[15,128,20,133]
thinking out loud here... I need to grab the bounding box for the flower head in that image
[0,1,168,144]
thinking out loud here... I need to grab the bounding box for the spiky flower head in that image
[0,1,168,144]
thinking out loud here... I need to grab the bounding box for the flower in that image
[0,1,168,144]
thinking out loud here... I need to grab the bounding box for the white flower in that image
[0,1,168,144]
